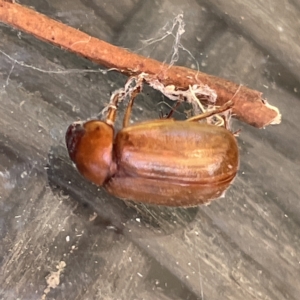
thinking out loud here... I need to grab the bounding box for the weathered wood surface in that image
[0,0,299,299]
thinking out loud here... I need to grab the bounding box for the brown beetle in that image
[66,92,239,207]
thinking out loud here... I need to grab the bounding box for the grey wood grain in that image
[199,0,300,83]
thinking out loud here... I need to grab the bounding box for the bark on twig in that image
[0,0,281,128]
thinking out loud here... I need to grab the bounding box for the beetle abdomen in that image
[105,119,239,206]
[105,173,235,206]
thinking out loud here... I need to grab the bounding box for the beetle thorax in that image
[66,120,115,186]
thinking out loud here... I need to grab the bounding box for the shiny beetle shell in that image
[66,116,239,207]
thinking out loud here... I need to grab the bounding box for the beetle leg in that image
[123,86,141,128]
[158,101,181,119]
[186,100,233,122]
[105,93,121,127]
[165,101,182,119]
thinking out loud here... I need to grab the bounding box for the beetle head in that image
[66,120,115,186]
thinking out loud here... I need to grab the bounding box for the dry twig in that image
[0,0,281,127]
